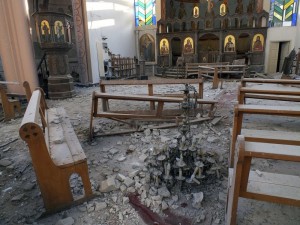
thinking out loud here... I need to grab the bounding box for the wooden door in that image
[267,42,279,73]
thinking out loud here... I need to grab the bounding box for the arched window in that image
[135,0,156,27]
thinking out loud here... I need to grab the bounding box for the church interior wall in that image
[264,2,300,73]
[86,0,136,82]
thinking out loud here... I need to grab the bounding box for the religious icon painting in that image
[252,34,264,52]
[224,35,235,52]
[54,21,64,42]
[183,37,194,54]
[41,20,50,35]
[220,3,227,16]
[40,20,50,42]
[140,34,155,61]
[160,38,169,55]
[193,6,200,18]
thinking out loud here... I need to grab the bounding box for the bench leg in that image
[226,136,245,225]
[76,162,93,197]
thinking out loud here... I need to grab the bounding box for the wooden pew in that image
[89,92,217,139]
[19,89,93,213]
[0,84,21,120]
[186,63,246,89]
[230,104,300,168]
[226,135,300,225]
[99,78,204,111]
[238,78,300,104]
[185,62,230,78]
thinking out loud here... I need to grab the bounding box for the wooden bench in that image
[226,135,300,225]
[100,78,204,112]
[89,92,217,139]
[0,83,22,121]
[185,62,230,78]
[186,63,246,89]
[230,104,300,167]
[19,89,93,213]
[238,78,300,104]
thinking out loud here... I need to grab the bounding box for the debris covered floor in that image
[0,78,300,225]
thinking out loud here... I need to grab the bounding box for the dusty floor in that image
[0,76,300,225]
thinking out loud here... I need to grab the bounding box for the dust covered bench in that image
[238,78,300,104]
[19,89,93,213]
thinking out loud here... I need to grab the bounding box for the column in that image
[0,0,38,94]
[72,0,93,84]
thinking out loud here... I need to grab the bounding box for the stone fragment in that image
[213,218,221,224]
[129,170,140,178]
[218,191,227,203]
[95,202,107,211]
[144,129,151,136]
[207,136,220,143]
[109,148,119,155]
[123,177,135,187]
[11,193,24,201]
[116,173,127,182]
[139,154,148,162]
[112,196,118,203]
[157,186,171,198]
[119,185,127,192]
[135,181,142,189]
[77,205,86,212]
[149,187,158,196]
[192,192,204,209]
[127,187,136,193]
[117,156,126,162]
[123,197,129,204]
[161,201,169,210]
[87,203,95,212]
[196,213,206,223]
[55,217,75,225]
[0,159,12,167]
[128,145,136,152]
[172,195,179,202]
[119,212,124,221]
[151,195,162,201]
[99,177,117,192]
[23,183,36,191]
[160,136,170,143]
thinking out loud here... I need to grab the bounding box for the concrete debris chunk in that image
[0,159,12,167]
[109,148,119,155]
[95,202,107,211]
[116,173,127,182]
[157,186,171,198]
[123,197,129,204]
[117,156,127,162]
[161,201,169,210]
[139,154,148,162]
[129,170,140,178]
[123,177,135,187]
[55,217,75,225]
[11,193,24,201]
[192,192,204,209]
[99,177,117,192]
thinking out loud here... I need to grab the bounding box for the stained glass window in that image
[269,0,299,27]
[135,0,156,27]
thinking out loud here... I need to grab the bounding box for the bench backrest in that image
[100,78,203,86]
[241,78,300,87]
[100,78,204,99]
[230,104,300,167]
[19,90,47,142]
